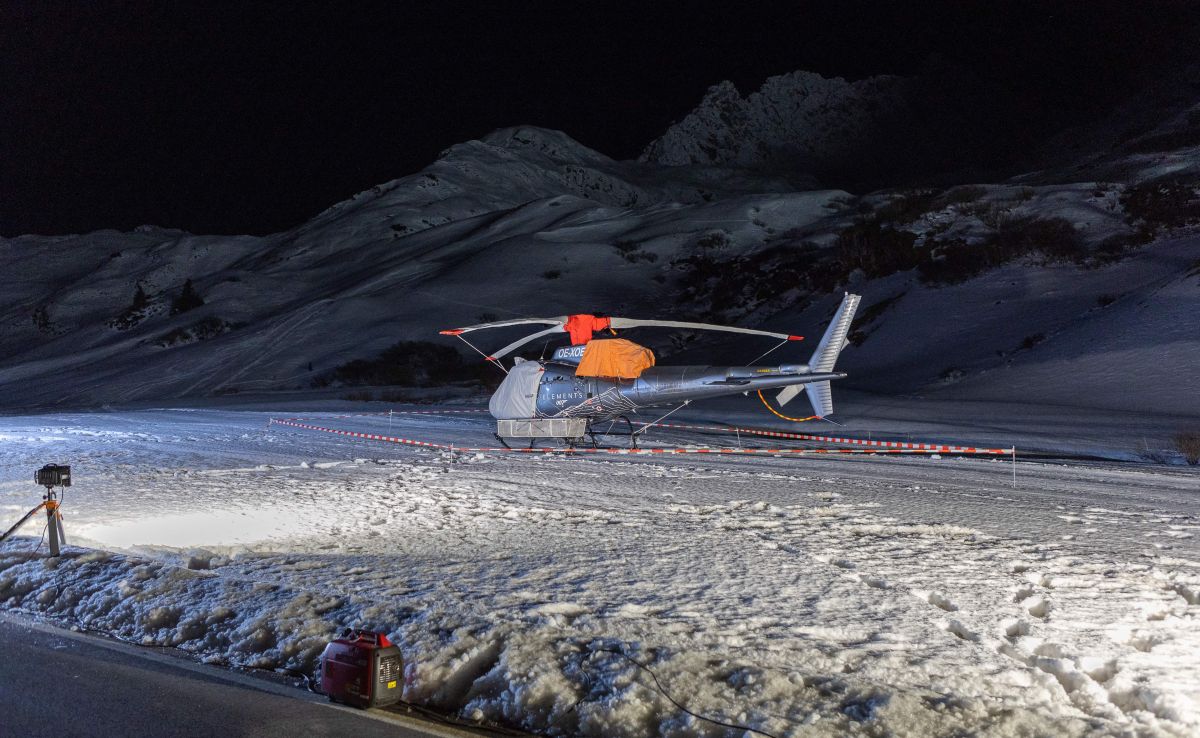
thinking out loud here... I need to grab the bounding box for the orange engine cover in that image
[575,338,655,379]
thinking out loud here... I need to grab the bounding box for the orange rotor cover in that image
[564,314,611,345]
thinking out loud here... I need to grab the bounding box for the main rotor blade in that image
[440,317,568,335]
[489,325,568,360]
[608,318,802,342]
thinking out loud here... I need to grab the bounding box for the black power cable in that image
[589,646,785,738]
[33,520,48,552]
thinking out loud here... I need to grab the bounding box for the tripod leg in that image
[47,506,60,556]
[56,512,68,549]
[0,503,46,544]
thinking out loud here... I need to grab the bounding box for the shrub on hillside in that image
[695,231,732,250]
[1019,333,1046,350]
[834,222,924,278]
[154,316,239,347]
[997,216,1085,262]
[614,240,639,257]
[1174,431,1200,465]
[937,185,986,207]
[919,217,1083,285]
[916,237,977,284]
[110,284,152,330]
[613,240,658,263]
[31,306,52,333]
[170,279,205,315]
[1120,178,1200,232]
[874,189,940,224]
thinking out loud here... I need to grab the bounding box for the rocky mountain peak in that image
[640,70,913,179]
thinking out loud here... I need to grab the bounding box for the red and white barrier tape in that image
[646,421,1011,454]
[295,408,1008,454]
[307,408,489,420]
[269,418,1011,457]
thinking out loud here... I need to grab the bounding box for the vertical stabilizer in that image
[802,381,833,417]
[776,293,860,417]
[809,293,861,373]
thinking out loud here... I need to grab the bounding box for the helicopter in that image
[440,293,861,447]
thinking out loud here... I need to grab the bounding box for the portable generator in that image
[319,629,404,708]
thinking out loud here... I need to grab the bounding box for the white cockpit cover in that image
[488,359,544,419]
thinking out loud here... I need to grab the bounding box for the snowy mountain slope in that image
[817,237,1200,404]
[2,78,1199,450]
[931,244,1200,413]
[0,138,849,408]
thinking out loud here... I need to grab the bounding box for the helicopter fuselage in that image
[532,360,844,421]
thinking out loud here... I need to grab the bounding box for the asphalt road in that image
[0,613,479,738]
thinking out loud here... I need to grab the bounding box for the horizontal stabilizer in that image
[775,383,803,407]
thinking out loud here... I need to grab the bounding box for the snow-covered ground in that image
[2,406,1197,736]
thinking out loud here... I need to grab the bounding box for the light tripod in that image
[0,482,69,556]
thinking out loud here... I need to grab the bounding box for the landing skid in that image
[494,433,586,450]
[492,417,642,452]
[587,416,639,450]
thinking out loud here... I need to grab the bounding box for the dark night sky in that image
[2,1,1197,237]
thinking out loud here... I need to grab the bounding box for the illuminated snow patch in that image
[76,507,317,548]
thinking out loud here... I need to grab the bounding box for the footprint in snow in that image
[1026,597,1052,620]
[926,591,959,612]
[1013,584,1036,603]
[1078,657,1119,684]
[1144,607,1169,622]
[942,619,980,642]
[1127,632,1163,652]
[1002,618,1031,639]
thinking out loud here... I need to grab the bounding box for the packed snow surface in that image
[1,406,1197,736]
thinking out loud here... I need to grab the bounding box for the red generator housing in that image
[320,630,404,708]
